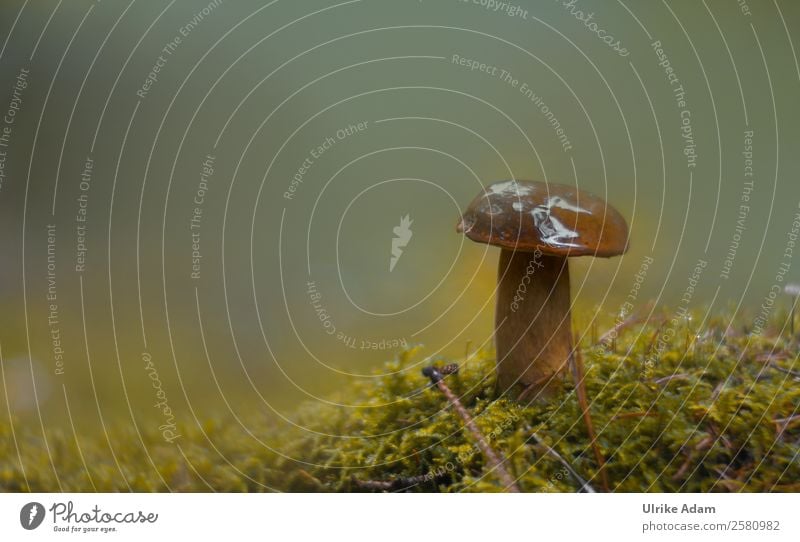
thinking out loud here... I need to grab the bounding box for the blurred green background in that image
[0,0,798,432]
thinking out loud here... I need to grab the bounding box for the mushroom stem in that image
[495,249,573,400]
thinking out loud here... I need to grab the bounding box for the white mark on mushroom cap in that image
[475,183,599,247]
[486,180,534,197]
[546,195,589,215]
[531,196,590,248]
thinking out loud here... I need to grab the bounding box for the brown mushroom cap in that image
[456,179,629,257]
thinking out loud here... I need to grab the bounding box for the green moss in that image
[2,310,799,492]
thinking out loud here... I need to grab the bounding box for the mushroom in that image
[456,180,629,401]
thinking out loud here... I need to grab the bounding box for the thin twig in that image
[570,349,610,492]
[423,366,521,493]
[774,414,800,425]
[672,454,693,481]
[755,353,800,378]
[774,414,800,439]
[755,351,791,361]
[352,471,449,492]
[645,319,669,356]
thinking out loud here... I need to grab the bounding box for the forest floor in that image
[2,308,799,492]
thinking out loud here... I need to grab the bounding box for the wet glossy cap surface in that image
[456,179,629,257]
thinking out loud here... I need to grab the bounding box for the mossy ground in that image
[2,309,799,492]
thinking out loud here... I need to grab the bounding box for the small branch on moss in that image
[694,435,714,451]
[352,471,449,492]
[422,365,521,493]
[755,353,800,378]
[527,431,595,493]
[671,454,693,481]
[570,349,610,492]
[774,414,800,438]
[644,319,669,357]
